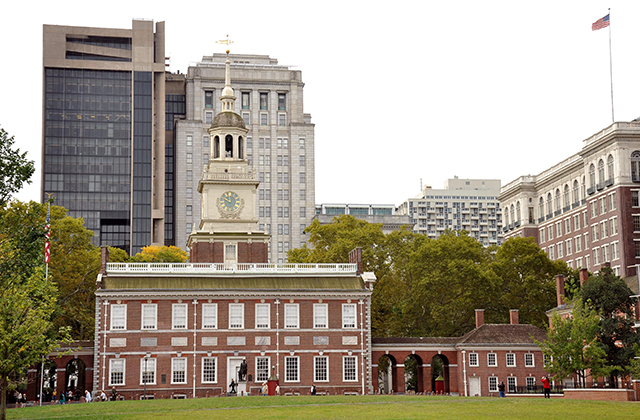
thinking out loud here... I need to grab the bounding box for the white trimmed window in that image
[229,304,244,329]
[255,357,270,382]
[506,353,516,367]
[109,359,125,386]
[342,304,356,329]
[202,357,217,383]
[172,303,187,329]
[314,304,328,329]
[488,376,498,392]
[343,356,358,381]
[284,303,299,329]
[315,356,329,382]
[525,353,534,367]
[255,304,270,329]
[141,304,157,330]
[172,357,187,384]
[140,358,156,385]
[487,353,497,367]
[469,352,479,367]
[110,304,127,330]
[202,303,217,329]
[285,356,299,382]
[526,377,536,391]
[507,377,517,393]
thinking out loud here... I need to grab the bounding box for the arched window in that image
[516,202,521,223]
[555,189,561,212]
[546,193,552,216]
[563,185,570,208]
[214,135,220,159]
[572,180,579,204]
[505,207,510,226]
[581,176,586,198]
[632,151,640,182]
[539,197,544,219]
[598,159,605,185]
[225,134,233,157]
[607,154,614,181]
[589,164,596,188]
[238,136,244,159]
[510,204,515,225]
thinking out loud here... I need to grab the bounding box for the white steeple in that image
[220,49,236,111]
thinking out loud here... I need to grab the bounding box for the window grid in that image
[202,303,217,329]
[202,357,217,383]
[343,356,358,381]
[110,304,126,330]
[506,353,516,367]
[229,304,244,329]
[141,304,157,330]
[172,303,187,329]
[342,304,356,329]
[489,376,498,392]
[285,356,299,382]
[469,353,479,367]
[284,304,299,329]
[314,304,328,328]
[172,357,187,384]
[487,353,497,367]
[141,358,156,385]
[256,357,270,382]
[109,359,125,386]
[507,377,517,393]
[526,377,536,391]
[255,304,270,329]
[525,353,534,367]
[315,356,329,382]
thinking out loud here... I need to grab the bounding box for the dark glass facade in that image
[132,72,153,254]
[164,94,185,246]
[43,68,132,251]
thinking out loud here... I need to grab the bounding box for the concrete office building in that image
[397,178,503,246]
[314,204,410,234]
[42,20,168,255]
[175,54,315,262]
[500,120,640,279]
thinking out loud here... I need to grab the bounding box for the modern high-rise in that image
[314,203,410,234]
[397,178,503,246]
[175,54,315,262]
[500,120,640,279]
[42,20,168,255]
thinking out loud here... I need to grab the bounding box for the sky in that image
[3,0,640,207]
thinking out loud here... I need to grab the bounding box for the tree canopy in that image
[289,216,566,337]
[130,245,188,263]
[0,126,35,206]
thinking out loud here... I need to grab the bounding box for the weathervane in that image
[216,34,234,53]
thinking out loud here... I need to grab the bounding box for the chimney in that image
[579,268,589,286]
[475,309,484,328]
[100,245,110,276]
[555,274,565,306]
[349,247,363,275]
[510,309,519,325]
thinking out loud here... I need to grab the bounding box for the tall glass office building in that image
[42,20,167,255]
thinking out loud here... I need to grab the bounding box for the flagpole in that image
[608,8,614,123]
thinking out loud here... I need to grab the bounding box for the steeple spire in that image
[220,49,236,111]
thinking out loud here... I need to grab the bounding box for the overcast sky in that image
[3,0,640,206]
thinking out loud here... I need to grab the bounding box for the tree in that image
[0,126,35,205]
[0,200,72,420]
[580,267,640,386]
[130,245,188,263]
[490,237,569,328]
[536,299,610,387]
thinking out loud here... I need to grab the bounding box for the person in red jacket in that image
[541,376,551,398]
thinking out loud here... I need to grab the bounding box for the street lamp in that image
[143,354,150,400]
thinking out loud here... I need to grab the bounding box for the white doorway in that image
[469,376,481,397]
[227,357,245,394]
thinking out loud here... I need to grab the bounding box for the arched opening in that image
[538,197,544,220]
[607,154,614,181]
[598,159,605,185]
[555,189,561,212]
[509,205,514,225]
[65,358,86,400]
[36,360,58,402]
[430,354,450,395]
[573,180,579,204]
[631,151,640,182]
[214,135,220,159]
[225,134,233,158]
[563,184,569,208]
[546,193,552,216]
[589,164,596,188]
[403,354,422,394]
[516,202,521,223]
[377,354,396,394]
[238,136,244,159]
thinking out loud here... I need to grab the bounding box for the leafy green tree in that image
[580,267,640,387]
[0,126,35,205]
[536,299,610,386]
[490,237,569,328]
[0,199,72,420]
[130,245,188,263]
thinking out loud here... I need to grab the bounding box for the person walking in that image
[541,376,551,398]
[85,390,92,403]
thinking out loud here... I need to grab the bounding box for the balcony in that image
[572,202,579,209]
[514,221,521,227]
[554,210,561,216]
[587,187,595,195]
[596,182,605,191]
[538,217,545,223]
[605,178,614,187]
[562,206,570,213]
[546,213,553,221]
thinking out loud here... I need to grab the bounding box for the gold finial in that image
[216,34,234,52]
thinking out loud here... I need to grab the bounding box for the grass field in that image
[5,395,639,420]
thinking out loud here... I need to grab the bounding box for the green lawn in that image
[6,395,639,420]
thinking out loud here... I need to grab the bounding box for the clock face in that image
[219,191,240,212]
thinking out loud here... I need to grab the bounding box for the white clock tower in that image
[188,50,270,263]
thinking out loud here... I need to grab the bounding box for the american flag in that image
[592,14,610,31]
[45,204,51,264]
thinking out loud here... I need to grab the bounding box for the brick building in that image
[372,310,549,397]
[91,53,375,399]
[500,121,640,282]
